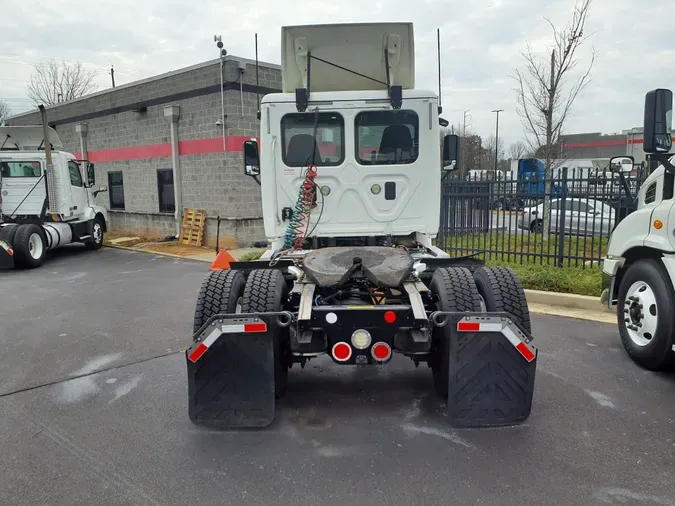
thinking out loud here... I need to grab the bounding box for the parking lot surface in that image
[2,247,675,505]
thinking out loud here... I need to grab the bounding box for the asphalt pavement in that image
[2,246,675,505]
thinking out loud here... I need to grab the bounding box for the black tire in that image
[13,224,47,269]
[473,266,531,334]
[530,219,543,233]
[617,259,675,371]
[429,267,482,398]
[0,224,18,245]
[85,217,105,250]
[193,269,246,335]
[241,269,290,398]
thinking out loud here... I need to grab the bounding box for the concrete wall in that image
[6,56,282,248]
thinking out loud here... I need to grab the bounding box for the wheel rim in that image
[28,233,44,259]
[478,294,487,312]
[533,221,543,233]
[93,223,103,244]
[624,281,658,347]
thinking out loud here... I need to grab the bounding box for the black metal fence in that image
[437,166,649,268]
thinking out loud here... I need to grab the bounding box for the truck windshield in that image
[281,112,344,167]
[0,161,42,178]
[355,110,419,165]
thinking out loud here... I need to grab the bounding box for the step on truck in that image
[185,22,537,428]
[0,106,109,269]
[602,88,675,371]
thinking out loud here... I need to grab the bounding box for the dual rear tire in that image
[0,224,47,269]
[429,266,531,398]
[193,268,290,398]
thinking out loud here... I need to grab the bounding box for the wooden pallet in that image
[179,209,206,246]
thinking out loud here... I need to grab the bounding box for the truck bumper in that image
[185,309,537,429]
[0,240,14,269]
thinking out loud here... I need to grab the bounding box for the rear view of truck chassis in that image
[186,246,537,429]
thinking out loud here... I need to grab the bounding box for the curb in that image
[104,244,212,262]
[524,289,611,312]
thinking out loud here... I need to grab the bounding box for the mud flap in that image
[186,313,288,428]
[433,312,537,428]
[0,240,14,269]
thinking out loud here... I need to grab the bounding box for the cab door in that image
[66,159,88,219]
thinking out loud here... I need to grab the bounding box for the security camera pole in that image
[214,35,227,152]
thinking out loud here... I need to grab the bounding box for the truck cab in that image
[0,125,109,269]
[601,88,675,371]
[242,23,457,253]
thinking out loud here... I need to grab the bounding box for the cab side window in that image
[68,161,83,187]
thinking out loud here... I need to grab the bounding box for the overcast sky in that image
[0,0,672,148]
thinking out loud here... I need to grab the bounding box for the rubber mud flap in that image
[447,318,536,428]
[0,246,13,269]
[187,320,275,428]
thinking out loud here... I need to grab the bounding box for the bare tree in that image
[0,100,11,125]
[482,134,505,170]
[27,60,98,106]
[508,141,529,160]
[512,0,595,235]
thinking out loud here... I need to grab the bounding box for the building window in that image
[108,171,125,210]
[157,169,175,213]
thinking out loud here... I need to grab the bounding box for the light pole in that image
[214,35,227,152]
[491,109,503,171]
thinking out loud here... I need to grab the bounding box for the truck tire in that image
[85,217,105,250]
[0,224,18,245]
[241,269,290,398]
[193,269,246,335]
[617,259,675,371]
[473,266,531,334]
[13,224,47,269]
[429,267,482,398]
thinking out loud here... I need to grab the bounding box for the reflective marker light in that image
[332,342,352,362]
[384,311,396,324]
[351,329,372,350]
[371,342,392,362]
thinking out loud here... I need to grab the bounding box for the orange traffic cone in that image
[210,250,236,270]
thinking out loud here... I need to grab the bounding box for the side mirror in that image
[243,140,260,177]
[643,88,673,153]
[93,185,108,198]
[86,162,95,186]
[439,117,449,127]
[442,134,459,171]
[609,155,634,173]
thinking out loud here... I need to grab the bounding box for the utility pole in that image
[110,65,115,88]
[492,109,503,171]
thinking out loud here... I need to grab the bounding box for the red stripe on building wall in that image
[75,135,257,162]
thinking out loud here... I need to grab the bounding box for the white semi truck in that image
[602,88,675,371]
[185,22,538,430]
[0,106,109,269]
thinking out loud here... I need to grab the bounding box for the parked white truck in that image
[0,106,109,269]
[602,88,675,370]
[185,22,538,430]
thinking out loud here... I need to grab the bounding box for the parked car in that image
[517,198,616,236]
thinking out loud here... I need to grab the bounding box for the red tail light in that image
[332,342,352,362]
[371,342,392,362]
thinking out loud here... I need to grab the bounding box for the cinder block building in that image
[5,56,281,248]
